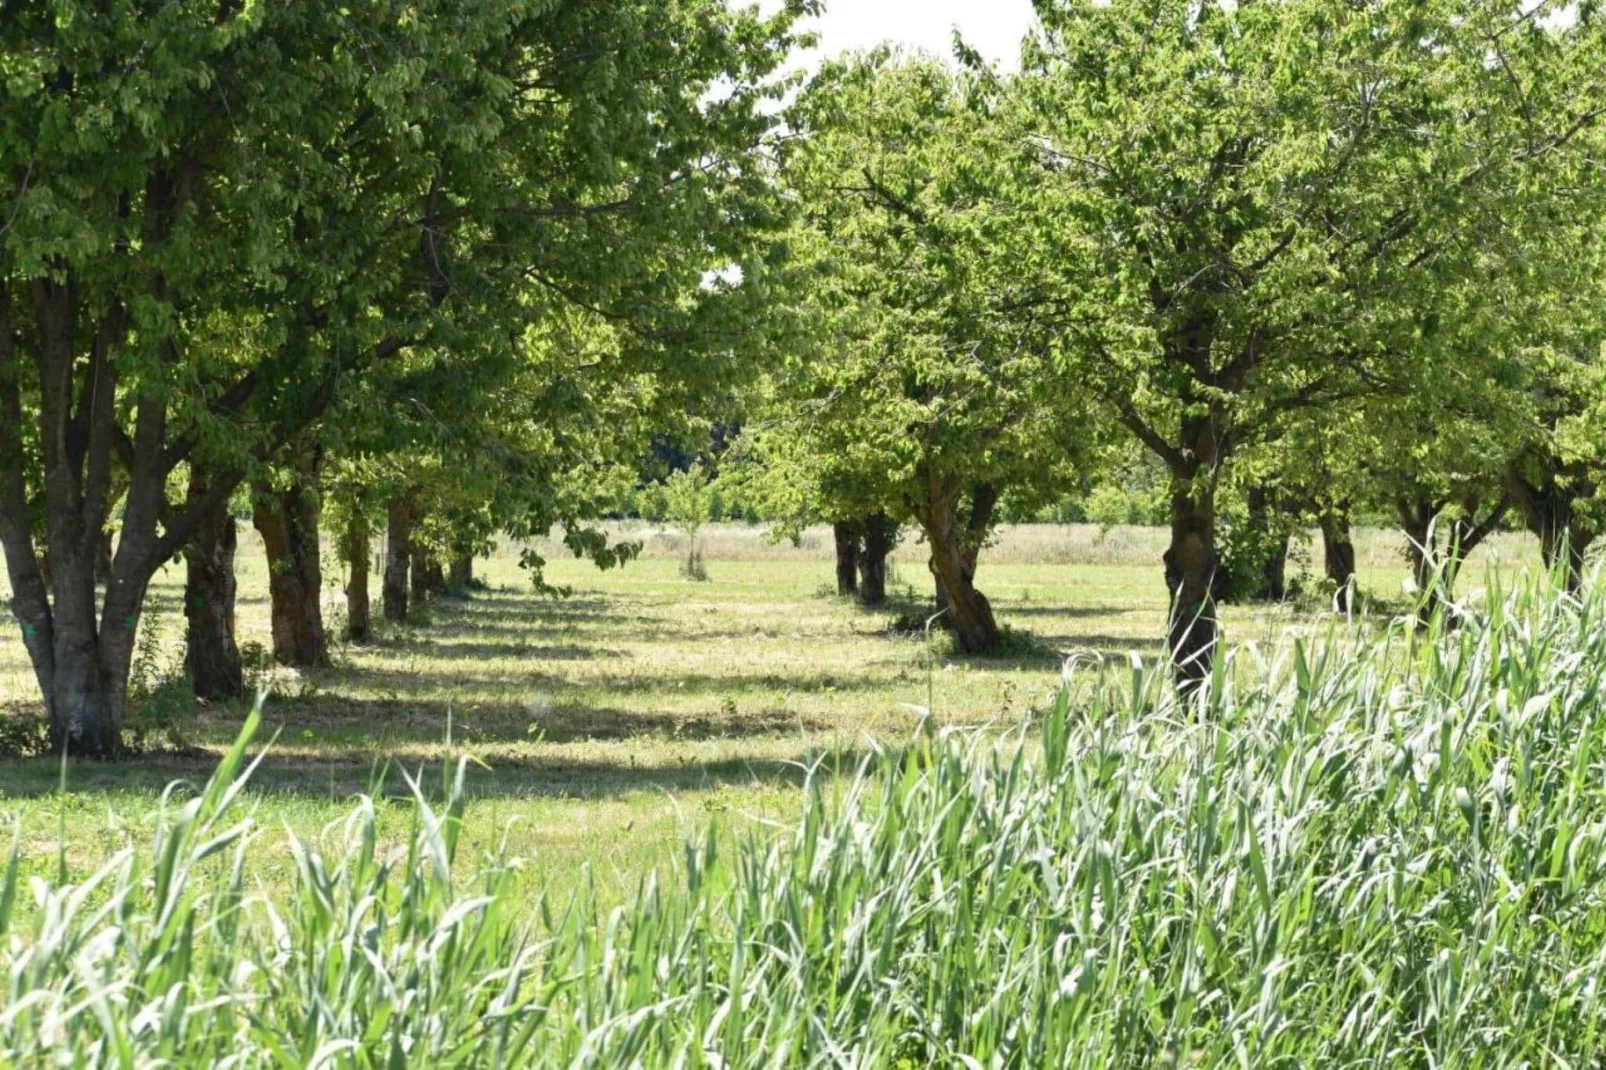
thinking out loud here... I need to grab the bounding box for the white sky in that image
[766,0,1038,72]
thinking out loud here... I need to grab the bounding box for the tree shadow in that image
[0,739,895,802]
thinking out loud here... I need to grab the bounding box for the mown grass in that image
[2,568,1603,1064]
[0,523,1541,910]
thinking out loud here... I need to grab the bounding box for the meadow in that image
[0,523,1537,904]
[2,537,1602,1063]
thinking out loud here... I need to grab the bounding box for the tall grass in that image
[4,575,1606,1065]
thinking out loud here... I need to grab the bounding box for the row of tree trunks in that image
[251,447,330,668]
[412,545,447,603]
[831,512,896,604]
[920,479,999,654]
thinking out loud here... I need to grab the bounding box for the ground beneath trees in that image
[0,523,1535,903]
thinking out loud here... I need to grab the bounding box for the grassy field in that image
[4,563,1603,1063]
[0,522,1543,902]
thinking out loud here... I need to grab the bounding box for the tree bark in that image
[448,554,473,596]
[0,276,148,756]
[832,521,861,597]
[1162,412,1223,689]
[1396,497,1438,596]
[919,478,999,654]
[1165,489,1218,687]
[252,448,329,668]
[383,493,415,622]
[343,508,371,642]
[859,512,895,605]
[1318,509,1357,613]
[184,469,243,700]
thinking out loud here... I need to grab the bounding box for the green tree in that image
[773,54,1102,652]
[0,0,809,754]
[1007,0,1604,679]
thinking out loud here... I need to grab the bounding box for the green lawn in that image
[0,522,1541,902]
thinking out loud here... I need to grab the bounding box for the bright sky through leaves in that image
[766,0,1037,71]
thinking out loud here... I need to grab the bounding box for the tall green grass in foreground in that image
[5,576,1606,1066]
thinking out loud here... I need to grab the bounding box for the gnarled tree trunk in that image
[1318,508,1357,613]
[184,469,243,700]
[832,521,861,597]
[919,477,999,654]
[383,493,415,622]
[859,512,895,605]
[342,508,371,642]
[252,448,329,668]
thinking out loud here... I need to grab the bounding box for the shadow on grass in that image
[0,740,892,802]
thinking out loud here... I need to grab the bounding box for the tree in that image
[772,54,1102,653]
[0,0,812,754]
[1008,0,1604,680]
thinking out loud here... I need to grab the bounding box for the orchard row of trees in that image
[0,0,812,754]
[3,0,1605,755]
[739,0,1606,676]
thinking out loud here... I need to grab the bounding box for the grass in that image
[2,567,1603,1063]
[0,522,1543,910]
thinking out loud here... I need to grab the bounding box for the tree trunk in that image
[184,470,243,701]
[343,509,371,642]
[252,449,329,668]
[424,558,447,596]
[919,478,999,654]
[1562,526,1595,594]
[859,512,895,605]
[1506,466,1591,592]
[95,527,114,586]
[0,277,147,756]
[1396,497,1444,622]
[1165,486,1218,688]
[1444,492,1509,592]
[411,544,441,604]
[448,554,473,596]
[1238,487,1288,603]
[832,521,861,597]
[383,493,415,622]
[1318,510,1357,613]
